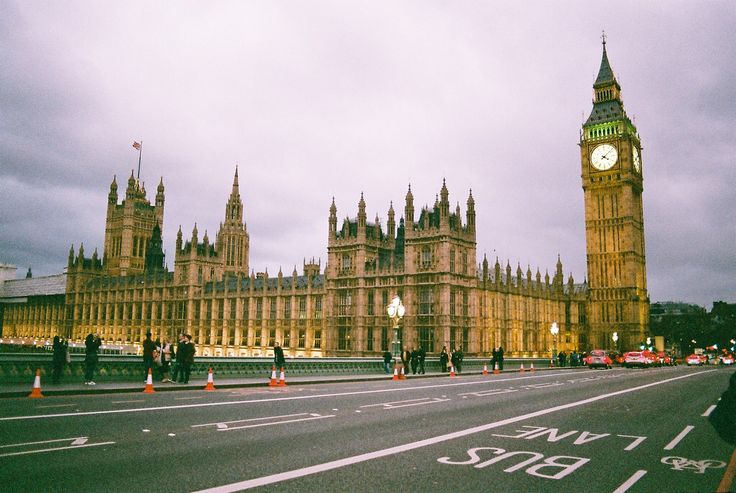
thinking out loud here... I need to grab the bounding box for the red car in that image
[685,354,704,366]
[657,351,675,366]
[587,349,613,369]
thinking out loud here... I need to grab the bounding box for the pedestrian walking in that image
[160,338,173,382]
[52,335,67,384]
[440,345,449,372]
[382,350,393,373]
[142,331,156,380]
[171,334,186,382]
[418,346,426,374]
[497,346,505,371]
[452,347,464,373]
[410,347,419,374]
[274,341,286,370]
[180,334,195,384]
[84,333,101,385]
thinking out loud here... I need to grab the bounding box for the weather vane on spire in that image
[601,30,607,46]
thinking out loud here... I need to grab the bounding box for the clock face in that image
[590,144,618,171]
[632,146,641,172]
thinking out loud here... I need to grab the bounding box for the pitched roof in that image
[0,274,67,300]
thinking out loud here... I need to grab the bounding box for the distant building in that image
[1,39,649,356]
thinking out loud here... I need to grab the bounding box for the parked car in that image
[685,354,704,366]
[624,351,650,368]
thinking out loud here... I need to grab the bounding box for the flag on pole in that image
[132,141,141,150]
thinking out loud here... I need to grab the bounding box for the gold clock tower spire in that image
[581,36,649,351]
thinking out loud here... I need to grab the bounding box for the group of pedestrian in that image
[437,345,464,373]
[142,332,195,383]
[491,346,505,371]
[557,350,583,367]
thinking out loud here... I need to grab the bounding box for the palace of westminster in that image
[0,41,650,358]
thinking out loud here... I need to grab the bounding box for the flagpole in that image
[136,140,143,179]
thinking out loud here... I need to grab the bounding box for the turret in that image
[329,197,337,237]
[176,225,183,252]
[387,202,396,239]
[357,192,366,231]
[466,189,476,232]
[108,175,118,204]
[439,179,450,221]
[404,184,414,227]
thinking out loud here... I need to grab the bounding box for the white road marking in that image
[175,396,204,400]
[218,414,335,431]
[192,412,310,428]
[0,437,88,449]
[191,371,710,493]
[0,441,115,458]
[36,404,77,409]
[612,469,647,493]
[360,397,441,409]
[0,369,704,422]
[111,400,145,404]
[701,404,717,417]
[458,389,518,397]
[663,425,694,450]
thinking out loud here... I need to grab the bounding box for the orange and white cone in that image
[28,369,44,398]
[143,368,155,393]
[449,364,456,377]
[277,367,287,387]
[392,364,399,381]
[482,364,489,376]
[399,365,406,380]
[204,367,216,391]
[520,363,525,373]
[269,366,278,387]
[530,363,536,372]
[493,362,500,374]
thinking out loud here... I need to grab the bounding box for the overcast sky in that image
[1,1,734,308]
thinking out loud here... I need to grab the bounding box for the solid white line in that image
[175,396,204,401]
[664,425,694,450]
[36,404,76,409]
[702,404,717,417]
[384,398,450,409]
[0,441,116,458]
[612,469,647,493]
[192,371,709,493]
[0,437,87,449]
[192,413,309,428]
[111,400,145,404]
[360,398,432,408]
[0,370,595,422]
[220,414,335,431]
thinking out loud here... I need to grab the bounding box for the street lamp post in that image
[387,295,405,366]
[550,322,559,367]
[612,331,619,352]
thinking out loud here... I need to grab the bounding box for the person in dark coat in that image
[171,334,185,383]
[410,347,419,374]
[418,346,426,374]
[401,348,411,374]
[452,347,464,373]
[497,346,505,371]
[84,333,101,385]
[181,334,195,384]
[142,331,156,380]
[382,350,393,373]
[52,335,66,384]
[274,341,286,369]
[439,346,449,372]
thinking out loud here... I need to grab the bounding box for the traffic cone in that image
[204,367,216,391]
[530,363,536,372]
[269,366,278,387]
[143,368,155,393]
[482,364,489,376]
[392,364,399,381]
[493,362,500,374]
[277,367,287,387]
[520,363,525,373]
[399,365,406,380]
[449,364,456,377]
[28,369,44,398]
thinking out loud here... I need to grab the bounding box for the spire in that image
[594,30,617,88]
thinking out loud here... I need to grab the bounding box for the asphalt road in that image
[1,366,734,493]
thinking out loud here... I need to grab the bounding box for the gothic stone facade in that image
[0,42,648,356]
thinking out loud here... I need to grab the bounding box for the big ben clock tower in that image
[581,35,649,351]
